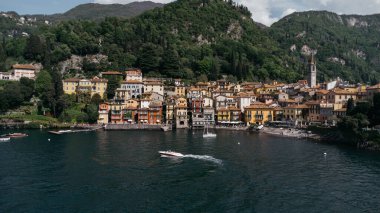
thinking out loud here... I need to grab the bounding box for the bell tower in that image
[308,53,317,88]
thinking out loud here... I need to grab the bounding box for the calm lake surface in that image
[1,129,380,212]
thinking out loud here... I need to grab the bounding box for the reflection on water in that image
[0,129,380,212]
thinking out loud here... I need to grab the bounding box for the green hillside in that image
[0,0,303,82]
[29,1,164,22]
[270,11,380,83]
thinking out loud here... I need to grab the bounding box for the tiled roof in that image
[63,78,81,82]
[244,102,272,109]
[101,71,123,75]
[284,104,309,109]
[122,80,143,84]
[91,78,108,83]
[12,64,35,70]
[367,83,380,90]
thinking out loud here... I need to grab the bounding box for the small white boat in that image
[159,151,184,157]
[256,125,264,130]
[203,125,216,138]
[0,137,10,142]
[161,125,172,132]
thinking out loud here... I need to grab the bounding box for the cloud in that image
[93,0,380,26]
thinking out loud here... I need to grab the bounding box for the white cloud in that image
[93,0,172,3]
[281,8,297,17]
[93,0,380,26]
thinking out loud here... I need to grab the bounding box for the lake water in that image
[1,130,380,212]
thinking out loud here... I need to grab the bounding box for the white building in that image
[125,69,142,81]
[11,64,36,80]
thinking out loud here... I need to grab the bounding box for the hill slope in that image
[270,11,380,83]
[1,0,303,82]
[41,1,164,22]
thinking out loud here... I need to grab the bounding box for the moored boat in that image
[203,125,217,138]
[4,133,28,138]
[0,137,10,142]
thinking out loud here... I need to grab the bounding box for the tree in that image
[35,70,55,112]
[369,93,380,126]
[346,98,355,115]
[85,104,99,124]
[3,82,23,109]
[137,43,162,73]
[24,34,46,61]
[91,93,102,105]
[161,48,180,77]
[19,77,35,101]
[106,77,120,100]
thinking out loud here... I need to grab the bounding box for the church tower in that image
[307,53,317,88]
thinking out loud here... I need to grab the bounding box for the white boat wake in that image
[183,154,223,165]
[159,151,222,165]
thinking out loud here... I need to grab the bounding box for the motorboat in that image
[0,137,10,142]
[159,151,184,157]
[203,125,216,138]
[4,133,28,138]
[49,130,73,135]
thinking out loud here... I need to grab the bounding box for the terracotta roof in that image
[367,83,380,90]
[91,78,108,83]
[101,71,122,75]
[330,88,356,95]
[12,64,35,70]
[244,102,272,109]
[122,80,143,84]
[305,100,322,105]
[63,78,80,82]
[284,104,309,109]
[144,81,163,85]
[316,89,329,95]
[149,101,163,107]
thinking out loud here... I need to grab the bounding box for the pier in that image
[104,124,161,130]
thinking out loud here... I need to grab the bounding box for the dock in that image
[104,124,161,130]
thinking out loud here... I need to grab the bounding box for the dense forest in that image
[0,0,303,83]
[270,11,380,84]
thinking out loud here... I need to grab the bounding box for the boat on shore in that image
[159,151,184,157]
[3,133,28,138]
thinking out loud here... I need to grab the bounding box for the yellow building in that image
[63,78,80,95]
[244,102,274,125]
[63,77,108,99]
[90,77,108,98]
[216,108,230,123]
[175,86,186,97]
[283,104,309,121]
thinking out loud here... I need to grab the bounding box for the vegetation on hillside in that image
[270,11,380,84]
[0,0,303,83]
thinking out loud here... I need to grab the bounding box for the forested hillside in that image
[2,1,380,83]
[270,11,380,83]
[28,1,164,22]
[0,0,303,82]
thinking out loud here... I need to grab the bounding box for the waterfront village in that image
[3,56,380,132]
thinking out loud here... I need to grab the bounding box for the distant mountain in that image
[270,11,380,83]
[27,1,164,22]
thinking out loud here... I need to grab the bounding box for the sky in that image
[1,0,380,26]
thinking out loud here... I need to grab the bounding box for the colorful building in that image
[244,102,275,125]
